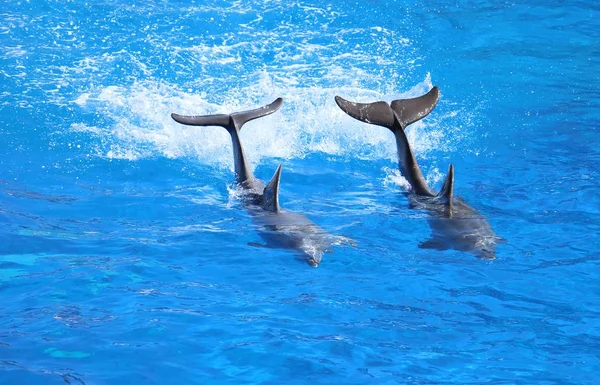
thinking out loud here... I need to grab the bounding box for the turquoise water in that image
[1,0,599,383]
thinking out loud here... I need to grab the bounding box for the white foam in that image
[382,167,411,191]
[69,73,467,172]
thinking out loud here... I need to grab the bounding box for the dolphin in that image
[171,98,341,267]
[334,87,502,260]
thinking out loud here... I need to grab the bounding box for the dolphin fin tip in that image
[270,97,284,111]
[333,95,348,109]
[170,113,188,125]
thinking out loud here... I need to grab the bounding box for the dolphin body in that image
[171,98,334,267]
[335,87,502,260]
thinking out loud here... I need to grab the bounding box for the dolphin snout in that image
[478,250,496,261]
[307,258,319,267]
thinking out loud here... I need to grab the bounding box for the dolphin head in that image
[471,235,501,260]
[300,241,325,267]
[305,251,323,267]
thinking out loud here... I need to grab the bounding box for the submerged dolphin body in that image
[171,98,337,267]
[335,87,502,260]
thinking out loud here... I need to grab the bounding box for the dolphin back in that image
[171,97,283,132]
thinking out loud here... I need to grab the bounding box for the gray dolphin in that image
[335,87,502,260]
[171,98,340,267]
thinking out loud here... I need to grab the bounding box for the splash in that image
[58,0,473,173]
[3,0,477,168]
[70,74,464,174]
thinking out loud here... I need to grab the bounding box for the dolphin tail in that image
[390,86,440,129]
[262,164,282,212]
[334,97,397,130]
[171,98,283,185]
[335,88,440,197]
[171,97,283,132]
[334,86,439,131]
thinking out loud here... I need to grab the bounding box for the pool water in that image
[1,0,599,383]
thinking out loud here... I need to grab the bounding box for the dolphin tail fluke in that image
[390,86,440,129]
[231,98,283,130]
[262,164,282,212]
[334,86,440,131]
[334,96,397,131]
[171,97,283,132]
[170,113,231,128]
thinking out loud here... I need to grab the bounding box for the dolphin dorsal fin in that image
[390,86,440,130]
[262,164,282,212]
[437,164,455,213]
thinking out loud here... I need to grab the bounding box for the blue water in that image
[1,0,599,383]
